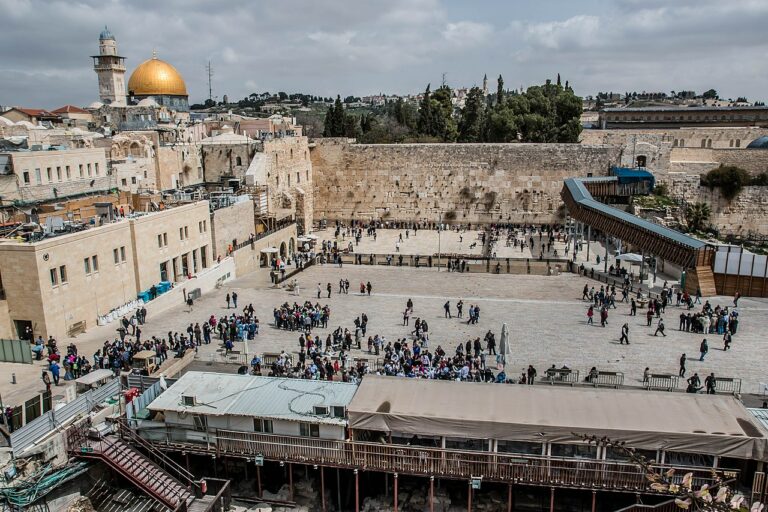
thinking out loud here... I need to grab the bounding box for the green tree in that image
[457,87,486,142]
[701,165,750,200]
[685,202,711,232]
[322,95,347,137]
[416,84,434,136]
[702,89,719,99]
[496,75,504,106]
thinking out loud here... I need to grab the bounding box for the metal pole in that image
[507,483,513,512]
[437,213,442,272]
[604,234,609,273]
[288,463,294,501]
[256,465,262,497]
[394,473,399,512]
[467,481,472,512]
[591,491,597,512]
[430,476,434,512]
[550,487,555,512]
[354,470,359,512]
[586,225,591,262]
[337,468,342,512]
[320,467,326,512]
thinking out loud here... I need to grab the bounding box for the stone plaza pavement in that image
[4,261,767,408]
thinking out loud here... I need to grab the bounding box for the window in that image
[550,443,597,459]
[201,246,208,268]
[331,406,345,418]
[92,255,99,272]
[179,227,184,240]
[163,233,168,246]
[87,163,92,177]
[113,248,119,264]
[253,418,273,433]
[288,175,291,187]
[313,405,329,416]
[236,156,242,166]
[445,438,487,451]
[158,234,163,248]
[50,268,59,286]
[193,415,207,432]
[34,168,41,184]
[56,167,61,181]
[131,177,137,185]
[299,422,319,437]
[605,447,657,462]
[94,163,99,175]
[497,441,542,455]
[84,258,91,274]
[59,265,67,284]
[296,172,300,183]
[46,168,52,182]
[23,171,30,184]
[184,226,189,238]
[120,246,126,261]
[79,164,84,178]
[66,166,71,179]
[160,261,169,281]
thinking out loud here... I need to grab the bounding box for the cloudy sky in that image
[2,0,767,108]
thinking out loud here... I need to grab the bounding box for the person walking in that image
[317,283,321,299]
[366,282,372,296]
[630,298,637,316]
[679,353,686,377]
[225,293,231,309]
[327,282,332,298]
[232,292,238,308]
[723,331,732,351]
[654,318,667,337]
[444,301,452,319]
[526,365,537,385]
[586,306,594,325]
[619,323,630,344]
[699,338,709,361]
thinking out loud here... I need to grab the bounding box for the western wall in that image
[310,138,621,225]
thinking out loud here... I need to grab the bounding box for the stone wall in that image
[581,127,768,150]
[669,148,768,174]
[310,139,621,224]
[200,141,259,184]
[263,137,313,230]
[157,144,204,190]
[210,200,255,259]
[658,174,768,236]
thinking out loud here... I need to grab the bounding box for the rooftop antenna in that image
[441,72,447,87]
[206,60,214,102]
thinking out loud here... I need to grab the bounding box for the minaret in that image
[91,26,126,106]
[482,74,488,96]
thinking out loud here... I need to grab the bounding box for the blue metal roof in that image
[611,166,655,187]
[564,178,707,250]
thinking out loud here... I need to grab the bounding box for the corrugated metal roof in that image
[147,371,358,425]
[749,408,768,432]
[564,178,707,250]
[602,106,768,113]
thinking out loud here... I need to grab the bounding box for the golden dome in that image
[128,54,188,97]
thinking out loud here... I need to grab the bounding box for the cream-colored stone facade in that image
[263,137,313,230]
[0,201,215,339]
[0,147,111,202]
[156,144,204,190]
[210,199,255,259]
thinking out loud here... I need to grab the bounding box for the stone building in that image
[91,26,127,107]
[0,146,111,203]
[599,106,768,129]
[0,201,213,339]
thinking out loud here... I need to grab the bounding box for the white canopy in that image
[616,253,644,263]
[260,247,278,254]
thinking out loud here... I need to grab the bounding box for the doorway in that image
[14,319,33,340]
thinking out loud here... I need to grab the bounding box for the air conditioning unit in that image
[313,405,329,416]
[182,395,196,406]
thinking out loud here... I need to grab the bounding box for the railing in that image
[715,377,742,395]
[645,374,679,391]
[614,500,678,512]
[592,371,625,388]
[137,424,734,493]
[543,369,580,386]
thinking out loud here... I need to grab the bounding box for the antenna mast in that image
[206,60,214,102]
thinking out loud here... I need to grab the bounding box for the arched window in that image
[236,156,242,166]
[636,155,647,167]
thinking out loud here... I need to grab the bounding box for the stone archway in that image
[279,241,287,259]
[636,155,647,168]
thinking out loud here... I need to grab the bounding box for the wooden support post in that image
[320,467,326,512]
[591,491,596,512]
[468,481,473,512]
[507,483,513,512]
[550,487,555,512]
[185,452,190,473]
[394,473,399,512]
[288,463,294,502]
[256,465,262,497]
[430,476,435,512]
[354,470,359,512]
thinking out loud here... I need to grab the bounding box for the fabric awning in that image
[348,376,768,461]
